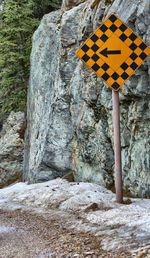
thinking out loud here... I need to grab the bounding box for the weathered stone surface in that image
[0,112,25,188]
[24,0,150,197]
[62,0,88,11]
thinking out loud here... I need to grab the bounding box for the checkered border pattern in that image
[76,14,150,91]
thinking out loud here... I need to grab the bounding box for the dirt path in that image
[0,209,131,258]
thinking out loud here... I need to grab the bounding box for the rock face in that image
[24,0,150,197]
[0,112,25,188]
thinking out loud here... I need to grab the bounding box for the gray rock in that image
[24,0,150,197]
[61,0,88,11]
[0,112,25,188]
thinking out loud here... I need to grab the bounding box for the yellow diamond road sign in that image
[76,14,150,91]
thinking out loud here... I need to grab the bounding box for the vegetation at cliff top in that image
[0,0,62,118]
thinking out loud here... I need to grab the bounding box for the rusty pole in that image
[112,91,123,203]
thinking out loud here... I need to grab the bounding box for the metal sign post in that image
[112,91,123,203]
[76,14,150,203]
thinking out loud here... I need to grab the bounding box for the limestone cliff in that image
[24,0,150,197]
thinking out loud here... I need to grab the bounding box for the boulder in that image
[24,0,150,197]
[0,112,25,188]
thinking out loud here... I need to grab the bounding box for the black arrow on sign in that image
[100,47,121,57]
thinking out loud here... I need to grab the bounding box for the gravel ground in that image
[0,209,132,258]
[0,180,150,257]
